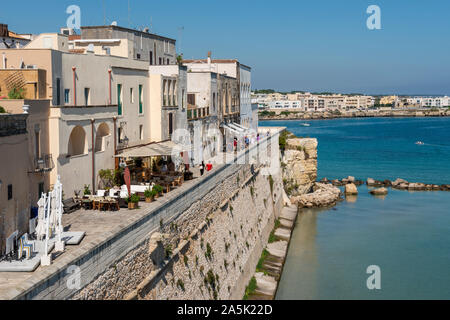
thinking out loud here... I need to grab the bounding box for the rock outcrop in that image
[282,138,318,196]
[291,183,341,208]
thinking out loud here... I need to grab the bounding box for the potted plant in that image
[144,188,156,203]
[127,194,140,209]
[153,184,164,198]
[83,184,91,196]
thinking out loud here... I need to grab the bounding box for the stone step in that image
[279,218,294,229]
[274,228,291,241]
[280,206,297,221]
[254,272,277,297]
[266,241,288,258]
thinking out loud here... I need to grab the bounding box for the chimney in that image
[207,51,211,66]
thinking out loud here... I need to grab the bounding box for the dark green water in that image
[260,118,450,299]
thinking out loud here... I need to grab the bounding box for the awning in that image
[228,123,245,132]
[232,122,250,131]
[222,124,241,135]
[115,140,186,158]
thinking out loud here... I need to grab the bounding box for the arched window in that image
[95,123,110,152]
[68,125,87,156]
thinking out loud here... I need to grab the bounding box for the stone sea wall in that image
[245,136,332,300]
[72,164,284,300]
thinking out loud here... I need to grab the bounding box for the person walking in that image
[200,161,205,176]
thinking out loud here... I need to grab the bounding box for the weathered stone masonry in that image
[9,129,284,300]
[73,161,284,300]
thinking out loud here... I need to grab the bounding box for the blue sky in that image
[2,0,450,95]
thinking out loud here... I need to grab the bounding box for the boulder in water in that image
[370,187,388,196]
[345,183,358,195]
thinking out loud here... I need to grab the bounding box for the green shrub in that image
[0,106,6,113]
[256,249,269,272]
[83,184,91,195]
[144,188,156,198]
[8,87,25,99]
[127,194,139,204]
[99,169,114,189]
[243,276,257,300]
[153,184,163,194]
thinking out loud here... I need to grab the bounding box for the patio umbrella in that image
[50,191,58,231]
[53,176,64,241]
[35,194,47,241]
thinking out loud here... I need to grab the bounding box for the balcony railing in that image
[187,107,210,120]
[34,154,54,172]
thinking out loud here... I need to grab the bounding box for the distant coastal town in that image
[253,90,450,120]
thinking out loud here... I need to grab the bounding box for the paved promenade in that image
[0,177,197,299]
[0,127,284,300]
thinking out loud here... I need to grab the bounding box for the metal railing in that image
[34,154,54,172]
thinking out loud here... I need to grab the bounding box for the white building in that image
[267,100,304,110]
[0,24,32,49]
[406,96,450,108]
[184,53,253,128]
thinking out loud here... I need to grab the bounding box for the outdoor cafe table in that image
[82,199,93,210]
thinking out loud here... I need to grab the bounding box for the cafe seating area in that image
[65,140,195,213]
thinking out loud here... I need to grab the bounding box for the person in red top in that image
[206,162,213,171]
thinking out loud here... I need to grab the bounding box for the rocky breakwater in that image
[367,177,450,191]
[319,176,450,196]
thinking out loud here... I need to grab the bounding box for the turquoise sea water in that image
[260,117,450,184]
[259,118,450,300]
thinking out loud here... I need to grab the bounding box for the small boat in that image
[415,141,424,145]
[301,123,311,127]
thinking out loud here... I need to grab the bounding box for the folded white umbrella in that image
[35,195,47,241]
[50,193,58,230]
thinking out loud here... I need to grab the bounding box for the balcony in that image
[187,107,210,120]
[33,154,54,173]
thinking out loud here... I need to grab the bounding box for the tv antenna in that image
[177,26,184,54]
[128,0,131,28]
[102,0,106,25]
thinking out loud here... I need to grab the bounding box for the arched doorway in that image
[95,123,110,152]
[68,125,87,156]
